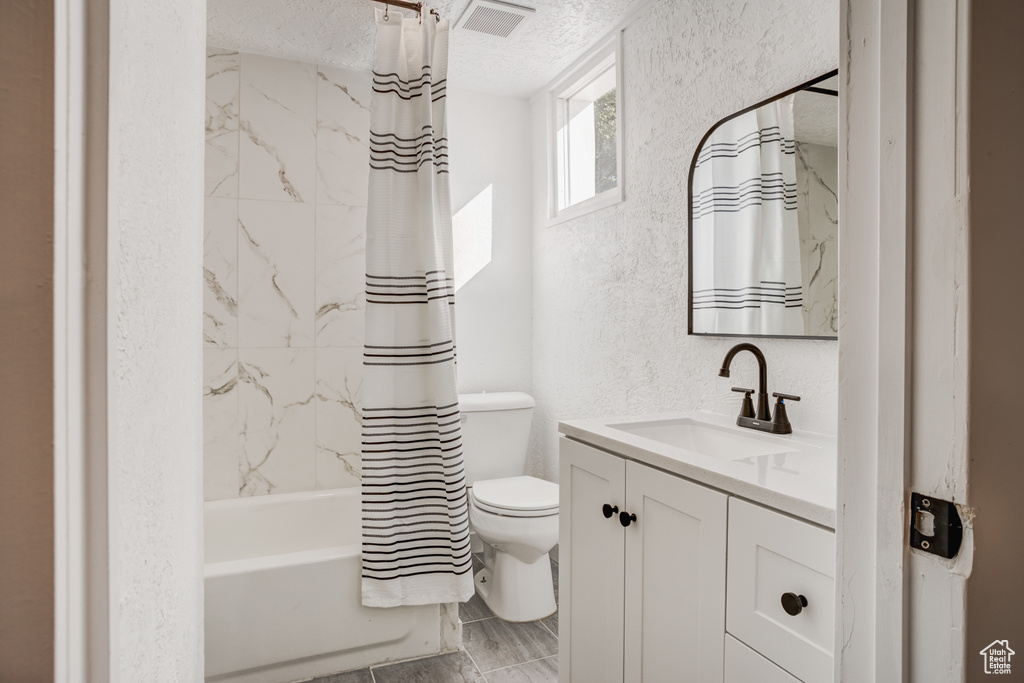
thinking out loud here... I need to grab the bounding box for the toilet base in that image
[475,547,556,623]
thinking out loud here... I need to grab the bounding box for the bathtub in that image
[205,488,440,682]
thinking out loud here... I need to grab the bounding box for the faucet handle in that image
[732,387,756,419]
[770,392,799,434]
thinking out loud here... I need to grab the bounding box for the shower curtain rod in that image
[803,86,839,97]
[371,0,440,19]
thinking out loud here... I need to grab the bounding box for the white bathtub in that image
[205,488,440,682]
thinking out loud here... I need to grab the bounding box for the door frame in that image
[53,0,112,679]
[51,0,956,679]
[836,0,912,679]
[53,0,208,679]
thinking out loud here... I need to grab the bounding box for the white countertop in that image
[558,411,838,529]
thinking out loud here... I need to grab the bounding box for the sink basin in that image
[606,417,793,460]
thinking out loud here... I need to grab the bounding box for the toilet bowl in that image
[458,392,559,623]
[468,476,559,622]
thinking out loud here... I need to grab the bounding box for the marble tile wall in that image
[203,49,370,500]
[795,142,839,337]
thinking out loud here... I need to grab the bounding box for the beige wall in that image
[965,3,1024,679]
[0,1,55,680]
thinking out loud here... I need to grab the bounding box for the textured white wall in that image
[108,0,206,678]
[448,88,533,396]
[529,0,839,480]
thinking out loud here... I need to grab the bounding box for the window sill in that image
[544,186,623,228]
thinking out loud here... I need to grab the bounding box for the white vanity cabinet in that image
[558,434,835,683]
[559,437,728,683]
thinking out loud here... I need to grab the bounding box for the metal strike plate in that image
[909,492,962,559]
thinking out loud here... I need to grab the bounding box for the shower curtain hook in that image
[384,3,389,20]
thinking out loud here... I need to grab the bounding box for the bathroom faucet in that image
[718,342,800,434]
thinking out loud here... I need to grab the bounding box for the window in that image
[548,32,623,223]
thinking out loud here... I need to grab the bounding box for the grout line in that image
[538,619,558,641]
[234,51,241,197]
[462,647,487,682]
[312,54,320,490]
[480,654,558,676]
[462,610,497,626]
[234,52,243,495]
[368,666,377,683]
[229,195,368,207]
[371,649,467,677]
[314,60,320,206]
[208,345,364,350]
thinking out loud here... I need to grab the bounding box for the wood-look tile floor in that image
[308,554,559,683]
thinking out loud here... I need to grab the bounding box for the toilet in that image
[460,392,558,622]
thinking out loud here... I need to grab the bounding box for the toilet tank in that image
[458,392,535,486]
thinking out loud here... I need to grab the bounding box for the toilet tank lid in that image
[458,392,535,413]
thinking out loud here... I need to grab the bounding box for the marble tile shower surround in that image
[795,142,839,337]
[203,49,370,500]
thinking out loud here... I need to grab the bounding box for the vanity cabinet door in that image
[559,437,627,683]
[622,460,728,683]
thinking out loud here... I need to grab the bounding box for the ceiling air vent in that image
[455,0,536,39]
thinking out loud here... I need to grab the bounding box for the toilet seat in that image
[471,476,559,518]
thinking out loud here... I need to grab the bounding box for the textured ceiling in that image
[207,0,635,97]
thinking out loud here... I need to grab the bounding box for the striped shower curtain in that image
[690,95,804,336]
[360,8,474,607]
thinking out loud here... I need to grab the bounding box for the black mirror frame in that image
[687,69,840,341]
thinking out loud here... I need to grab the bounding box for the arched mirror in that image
[688,70,838,339]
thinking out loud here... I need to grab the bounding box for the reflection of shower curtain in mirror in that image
[691,95,803,335]
[360,8,474,607]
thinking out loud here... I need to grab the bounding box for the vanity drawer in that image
[726,498,835,683]
[725,634,801,683]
